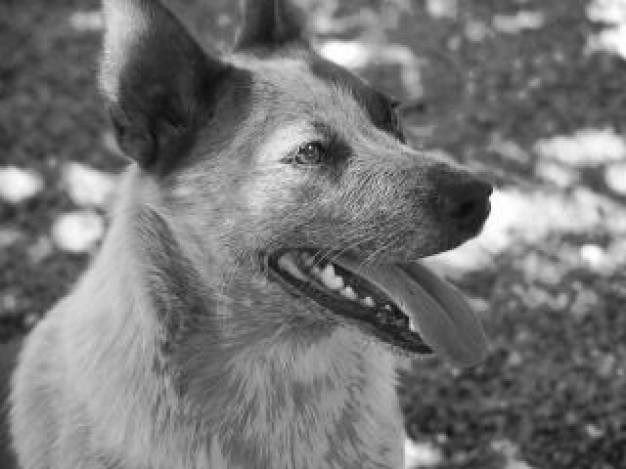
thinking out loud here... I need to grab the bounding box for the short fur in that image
[10,1,490,468]
[0,340,20,469]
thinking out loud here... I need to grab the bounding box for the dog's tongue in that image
[334,255,488,367]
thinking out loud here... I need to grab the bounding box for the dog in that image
[9,0,492,467]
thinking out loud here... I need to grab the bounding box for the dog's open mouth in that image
[266,249,488,367]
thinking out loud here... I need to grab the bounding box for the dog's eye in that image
[294,142,326,166]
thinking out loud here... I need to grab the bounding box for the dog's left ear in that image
[100,0,232,169]
[236,0,308,50]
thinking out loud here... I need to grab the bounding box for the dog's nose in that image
[438,177,493,232]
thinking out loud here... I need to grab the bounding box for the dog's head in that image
[100,0,491,365]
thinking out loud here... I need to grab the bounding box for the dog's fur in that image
[1,340,20,469]
[10,1,490,468]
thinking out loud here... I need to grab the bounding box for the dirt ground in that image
[1,0,625,468]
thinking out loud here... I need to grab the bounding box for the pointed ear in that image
[100,0,231,168]
[236,0,308,50]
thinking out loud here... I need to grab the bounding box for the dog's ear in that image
[236,0,307,50]
[100,0,230,169]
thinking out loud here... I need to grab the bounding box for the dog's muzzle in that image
[265,248,488,366]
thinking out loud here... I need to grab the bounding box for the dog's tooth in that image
[319,264,344,290]
[340,286,357,300]
[326,276,345,290]
[361,296,375,307]
[319,264,334,280]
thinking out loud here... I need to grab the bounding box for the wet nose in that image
[438,177,493,232]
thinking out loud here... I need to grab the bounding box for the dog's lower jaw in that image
[11,170,407,469]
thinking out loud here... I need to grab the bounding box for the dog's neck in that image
[70,170,405,468]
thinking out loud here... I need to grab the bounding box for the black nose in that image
[438,177,493,232]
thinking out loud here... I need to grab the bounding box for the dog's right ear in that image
[100,0,231,169]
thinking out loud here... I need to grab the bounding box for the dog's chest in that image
[206,332,405,469]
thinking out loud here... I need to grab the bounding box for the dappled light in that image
[27,236,54,264]
[319,40,423,98]
[492,12,545,34]
[586,0,626,58]
[3,0,626,467]
[62,161,116,208]
[0,166,44,204]
[491,440,535,469]
[1,292,18,314]
[319,40,371,69]
[51,210,104,254]
[604,161,626,194]
[535,128,626,166]
[487,134,529,165]
[404,437,443,468]
[463,20,490,43]
[68,9,103,32]
[535,160,580,188]
[0,228,21,249]
[425,0,457,20]
[588,0,626,22]
[310,0,423,99]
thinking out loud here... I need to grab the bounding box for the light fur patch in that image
[243,121,317,216]
[223,328,404,468]
[215,54,403,225]
[255,121,316,164]
[100,0,148,102]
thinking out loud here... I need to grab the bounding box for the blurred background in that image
[1,0,625,467]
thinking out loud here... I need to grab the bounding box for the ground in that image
[1,0,625,468]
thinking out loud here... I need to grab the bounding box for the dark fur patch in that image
[106,0,233,170]
[311,121,353,180]
[134,207,218,359]
[309,56,403,140]
[158,67,254,178]
[236,0,307,50]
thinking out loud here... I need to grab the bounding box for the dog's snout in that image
[438,177,493,232]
